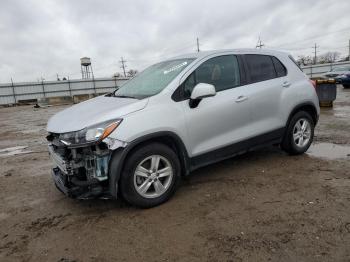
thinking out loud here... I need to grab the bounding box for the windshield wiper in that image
[113,94,138,99]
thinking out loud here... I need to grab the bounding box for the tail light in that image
[310,80,316,89]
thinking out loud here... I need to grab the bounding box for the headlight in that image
[59,119,122,146]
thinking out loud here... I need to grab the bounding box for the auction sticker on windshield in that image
[163,62,188,74]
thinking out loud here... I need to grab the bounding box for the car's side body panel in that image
[110,50,319,159]
[46,48,321,201]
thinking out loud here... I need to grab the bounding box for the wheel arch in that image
[286,102,319,127]
[108,131,190,198]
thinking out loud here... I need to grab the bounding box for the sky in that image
[0,0,350,83]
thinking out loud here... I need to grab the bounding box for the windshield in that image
[114,58,194,99]
[333,67,350,72]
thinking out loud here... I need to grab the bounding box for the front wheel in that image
[281,111,314,155]
[343,84,350,89]
[119,143,180,208]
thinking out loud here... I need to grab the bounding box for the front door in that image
[179,55,252,158]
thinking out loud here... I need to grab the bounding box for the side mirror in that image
[189,83,216,108]
[190,83,216,100]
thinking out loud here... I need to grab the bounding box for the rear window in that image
[272,57,287,77]
[245,55,276,83]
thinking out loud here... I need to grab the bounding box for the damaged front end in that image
[46,120,126,199]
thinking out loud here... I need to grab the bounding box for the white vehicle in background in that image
[46,49,320,208]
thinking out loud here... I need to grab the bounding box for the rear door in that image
[242,54,288,136]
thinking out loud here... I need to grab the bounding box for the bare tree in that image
[319,52,341,63]
[127,69,138,77]
[339,56,350,62]
[297,55,313,66]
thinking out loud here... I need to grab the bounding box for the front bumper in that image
[48,143,111,199]
[47,131,129,200]
[51,167,107,199]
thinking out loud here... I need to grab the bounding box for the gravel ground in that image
[0,86,349,262]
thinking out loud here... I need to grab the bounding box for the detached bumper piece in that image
[52,168,107,199]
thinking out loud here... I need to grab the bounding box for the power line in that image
[273,26,350,49]
[119,57,127,77]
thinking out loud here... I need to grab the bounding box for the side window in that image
[183,72,196,98]
[182,55,241,98]
[288,55,303,71]
[272,57,287,77]
[245,55,276,83]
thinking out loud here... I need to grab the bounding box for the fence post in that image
[67,76,72,97]
[92,77,96,95]
[41,79,46,98]
[310,65,313,78]
[114,77,117,89]
[11,78,17,104]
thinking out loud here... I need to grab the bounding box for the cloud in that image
[0,0,349,82]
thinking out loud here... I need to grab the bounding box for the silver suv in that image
[47,49,320,208]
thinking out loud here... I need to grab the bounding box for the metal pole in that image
[196,37,200,52]
[120,57,127,77]
[11,77,16,104]
[81,65,84,79]
[67,76,72,97]
[41,78,46,98]
[310,65,313,78]
[313,43,319,65]
[91,66,96,94]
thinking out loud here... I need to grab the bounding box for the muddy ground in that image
[0,86,349,262]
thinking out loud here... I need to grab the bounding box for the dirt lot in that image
[0,86,349,262]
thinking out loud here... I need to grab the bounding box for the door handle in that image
[235,95,248,103]
[282,81,291,88]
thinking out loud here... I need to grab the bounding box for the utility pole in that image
[119,57,127,77]
[348,39,350,61]
[196,37,200,52]
[312,43,319,64]
[256,36,264,49]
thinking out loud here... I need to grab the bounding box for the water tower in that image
[80,57,94,79]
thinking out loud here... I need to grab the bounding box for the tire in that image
[343,84,350,89]
[281,111,314,155]
[119,143,181,208]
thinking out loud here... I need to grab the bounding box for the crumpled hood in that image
[47,95,148,133]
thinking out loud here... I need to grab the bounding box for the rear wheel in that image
[119,143,180,208]
[281,111,314,155]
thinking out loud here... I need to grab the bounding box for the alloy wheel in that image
[133,155,173,198]
[292,118,311,148]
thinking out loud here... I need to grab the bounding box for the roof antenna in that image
[256,36,264,49]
